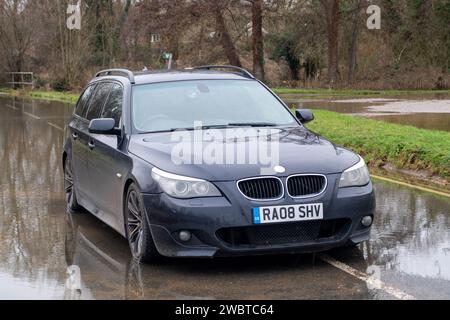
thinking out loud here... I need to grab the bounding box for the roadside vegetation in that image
[27,90,79,103]
[0,88,79,103]
[1,1,449,90]
[306,110,450,188]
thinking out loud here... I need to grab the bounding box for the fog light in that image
[361,216,373,227]
[178,230,192,242]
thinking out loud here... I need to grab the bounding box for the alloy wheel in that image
[64,159,75,206]
[127,190,144,259]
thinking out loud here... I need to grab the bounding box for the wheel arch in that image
[123,178,136,206]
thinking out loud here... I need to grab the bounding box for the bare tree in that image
[211,0,242,67]
[52,0,92,88]
[0,0,36,73]
[250,0,265,80]
[345,0,363,84]
[0,0,448,90]
[320,0,340,83]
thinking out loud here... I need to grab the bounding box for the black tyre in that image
[64,157,82,213]
[344,240,361,248]
[125,183,160,263]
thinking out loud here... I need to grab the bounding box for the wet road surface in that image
[280,94,450,131]
[0,96,449,300]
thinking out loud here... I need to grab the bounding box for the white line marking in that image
[371,174,450,198]
[47,122,64,131]
[5,103,65,131]
[23,111,41,120]
[320,254,416,300]
[5,104,18,110]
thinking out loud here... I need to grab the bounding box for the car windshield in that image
[132,80,297,133]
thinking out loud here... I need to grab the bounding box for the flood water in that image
[280,94,450,131]
[0,96,449,300]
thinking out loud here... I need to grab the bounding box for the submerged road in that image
[0,97,449,300]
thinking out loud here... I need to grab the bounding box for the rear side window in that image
[86,82,113,121]
[75,84,96,118]
[101,83,123,127]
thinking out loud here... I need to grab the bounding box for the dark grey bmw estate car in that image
[63,66,375,263]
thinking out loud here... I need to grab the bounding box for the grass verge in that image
[28,90,79,103]
[0,88,79,103]
[306,110,450,184]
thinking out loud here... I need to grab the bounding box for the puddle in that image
[365,100,450,114]
[369,113,450,132]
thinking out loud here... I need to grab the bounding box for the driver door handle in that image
[88,141,95,150]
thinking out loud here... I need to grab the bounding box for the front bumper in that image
[141,174,375,258]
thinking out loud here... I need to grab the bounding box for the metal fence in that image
[7,72,34,89]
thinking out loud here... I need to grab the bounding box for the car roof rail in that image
[95,69,135,84]
[187,65,255,79]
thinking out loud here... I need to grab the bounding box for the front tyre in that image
[125,183,160,263]
[64,157,82,213]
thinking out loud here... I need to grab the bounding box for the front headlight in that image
[339,157,371,188]
[151,168,222,199]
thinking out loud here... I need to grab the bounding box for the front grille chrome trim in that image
[236,176,284,202]
[286,174,328,199]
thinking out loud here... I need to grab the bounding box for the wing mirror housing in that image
[89,118,121,135]
[295,109,315,124]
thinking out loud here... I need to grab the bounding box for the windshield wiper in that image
[139,126,227,134]
[140,123,278,134]
[197,123,278,129]
[139,128,185,134]
[227,122,278,127]
[200,124,238,130]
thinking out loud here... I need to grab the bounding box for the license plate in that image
[253,203,323,224]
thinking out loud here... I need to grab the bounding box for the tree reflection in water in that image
[0,97,72,298]
[362,181,450,281]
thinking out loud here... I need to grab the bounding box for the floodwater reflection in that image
[370,181,450,280]
[332,181,450,299]
[65,211,371,300]
[0,96,449,299]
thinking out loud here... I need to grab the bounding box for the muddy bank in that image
[372,163,450,194]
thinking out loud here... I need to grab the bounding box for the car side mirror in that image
[295,109,315,124]
[89,118,120,135]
